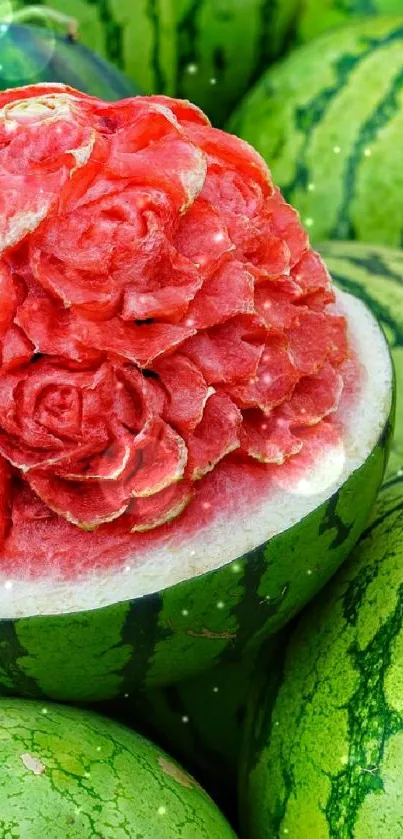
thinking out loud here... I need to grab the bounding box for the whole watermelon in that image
[0,21,138,98]
[15,0,299,124]
[240,471,403,838]
[0,698,236,838]
[295,0,403,44]
[228,17,403,246]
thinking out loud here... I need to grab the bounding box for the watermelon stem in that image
[10,6,78,41]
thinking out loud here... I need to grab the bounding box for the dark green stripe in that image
[145,0,167,93]
[326,571,403,836]
[87,0,123,68]
[177,0,202,83]
[120,592,163,692]
[0,620,44,698]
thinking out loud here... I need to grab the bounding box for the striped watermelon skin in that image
[294,0,403,45]
[15,0,299,124]
[0,699,237,838]
[0,430,391,702]
[0,23,139,99]
[321,242,403,477]
[240,471,403,839]
[228,17,403,245]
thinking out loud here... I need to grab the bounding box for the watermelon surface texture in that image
[0,22,138,98]
[240,471,403,839]
[15,0,299,124]
[0,698,236,838]
[320,241,403,476]
[294,0,403,44]
[0,84,394,701]
[228,17,403,246]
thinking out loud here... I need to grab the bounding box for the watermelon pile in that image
[0,1,401,836]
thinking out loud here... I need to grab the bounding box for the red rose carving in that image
[0,85,348,543]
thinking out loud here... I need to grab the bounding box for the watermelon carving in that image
[0,84,393,700]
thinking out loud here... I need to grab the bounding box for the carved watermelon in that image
[0,84,394,701]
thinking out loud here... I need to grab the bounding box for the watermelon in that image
[294,0,403,45]
[320,241,403,477]
[0,19,138,99]
[15,0,299,125]
[228,17,403,246]
[0,84,394,702]
[240,471,403,839]
[0,698,236,838]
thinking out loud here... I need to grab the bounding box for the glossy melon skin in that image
[0,428,391,702]
[0,23,139,99]
[228,17,403,246]
[240,473,403,839]
[0,698,236,839]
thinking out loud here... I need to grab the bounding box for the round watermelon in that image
[294,0,403,44]
[240,471,403,839]
[320,241,403,477]
[228,17,403,247]
[0,698,236,838]
[0,20,138,99]
[15,0,299,124]
[0,84,393,702]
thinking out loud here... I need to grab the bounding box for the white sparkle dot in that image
[333,145,341,154]
[182,715,189,724]
[41,708,48,715]
[124,693,129,699]
[158,805,167,816]
[210,77,217,85]
[190,550,196,557]
[186,318,195,327]
[306,569,313,576]
[181,609,189,617]
[213,686,219,693]
[307,182,315,192]
[0,25,7,34]
[84,771,90,778]
[231,562,242,573]
[263,301,271,310]
[4,580,13,590]
[266,594,271,601]
[202,501,211,510]
[341,754,349,765]
[217,600,225,610]
[186,63,198,75]
[305,217,314,227]
[284,830,289,835]
[0,65,3,71]
[364,148,372,157]
[274,721,279,727]
[96,746,102,752]
[261,423,268,432]
[213,231,224,243]
[125,565,131,572]
[263,373,272,385]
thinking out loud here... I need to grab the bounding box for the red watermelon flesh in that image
[0,84,353,576]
